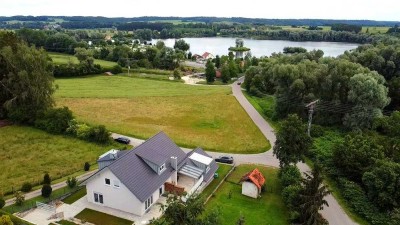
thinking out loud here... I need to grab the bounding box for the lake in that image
[153,37,358,57]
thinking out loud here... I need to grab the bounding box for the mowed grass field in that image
[49,52,118,69]
[0,126,121,194]
[205,165,289,225]
[55,75,270,153]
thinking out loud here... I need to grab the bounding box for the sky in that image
[1,0,399,21]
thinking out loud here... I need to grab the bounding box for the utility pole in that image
[306,100,319,137]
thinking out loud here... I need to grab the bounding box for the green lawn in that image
[75,208,133,225]
[4,186,79,214]
[48,52,118,69]
[62,188,87,204]
[55,75,270,153]
[0,125,122,195]
[205,165,289,225]
[201,164,233,198]
[243,91,278,129]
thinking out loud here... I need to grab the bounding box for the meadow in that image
[205,164,289,225]
[49,52,118,69]
[55,75,270,153]
[0,126,121,194]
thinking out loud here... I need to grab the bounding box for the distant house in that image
[104,35,112,41]
[82,132,218,216]
[240,168,265,199]
[192,54,202,60]
[201,52,214,60]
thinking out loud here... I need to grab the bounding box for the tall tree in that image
[344,72,390,130]
[299,164,330,225]
[215,55,221,68]
[205,60,216,83]
[174,39,190,52]
[0,36,55,123]
[221,64,230,83]
[273,114,312,167]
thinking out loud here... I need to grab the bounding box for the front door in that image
[94,193,104,204]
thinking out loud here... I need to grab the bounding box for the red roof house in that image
[239,168,266,198]
[201,52,214,60]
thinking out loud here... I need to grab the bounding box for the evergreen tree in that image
[221,64,231,83]
[299,164,330,225]
[215,55,221,68]
[205,60,216,83]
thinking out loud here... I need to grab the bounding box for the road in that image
[114,77,357,225]
[9,77,356,225]
[5,170,98,207]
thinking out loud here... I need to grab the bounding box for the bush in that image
[110,65,123,74]
[0,198,5,209]
[14,191,24,206]
[310,124,325,138]
[338,178,389,224]
[43,173,51,185]
[279,165,302,187]
[76,124,110,144]
[34,107,74,134]
[20,182,32,193]
[84,162,90,171]
[66,177,77,189]
[41,184,52,198]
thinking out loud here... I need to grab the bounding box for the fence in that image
[4,186,84,214]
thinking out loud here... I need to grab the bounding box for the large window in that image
[94,193,104,204]
[105,178,111,185]
[145,196,153,210]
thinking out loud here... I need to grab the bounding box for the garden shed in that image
[239,168,265,199]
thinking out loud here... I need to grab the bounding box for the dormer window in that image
[159,164,166,173]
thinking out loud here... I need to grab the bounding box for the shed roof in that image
[240,168,266,190]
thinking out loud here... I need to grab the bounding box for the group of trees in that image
[244,49,390,130]
[274,114,330,224]
[331,24,362,33]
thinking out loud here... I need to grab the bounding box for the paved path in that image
[5,170,98,207]
[231,77,357,225]
[113,77,357,225]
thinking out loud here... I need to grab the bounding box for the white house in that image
[201,52,214,60]
[81,131,218,216]
[239,168,266,199]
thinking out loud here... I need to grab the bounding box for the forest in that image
[243,35,400,224]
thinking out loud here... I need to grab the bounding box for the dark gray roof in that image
[107,131,187,202]
[97,150,128,162]
[186,147,219,182]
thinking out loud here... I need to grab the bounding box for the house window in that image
[159,187,163,196]
[105,178,111,185]
[159,164,165,173]
[94,193,104,204]
[145,196,153,210]
[114,180,120,188]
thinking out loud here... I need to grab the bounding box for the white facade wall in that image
[241,181,259,199]
[86,169,173,216]
[86,169,145,215]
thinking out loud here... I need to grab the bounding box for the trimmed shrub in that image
[84,162,90,171]
[111,65,123,74]
[0,198,5,209]
[41,184,52,198]
[14,191,25,206]
[35,107,74,134]
[20,182,32,193]
[43,173,51,185]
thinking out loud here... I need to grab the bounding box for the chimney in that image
[171,156,178,184]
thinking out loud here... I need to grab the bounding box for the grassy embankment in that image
[0,125,122,197]
[55,75,270,153]
[205,164,289,225]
